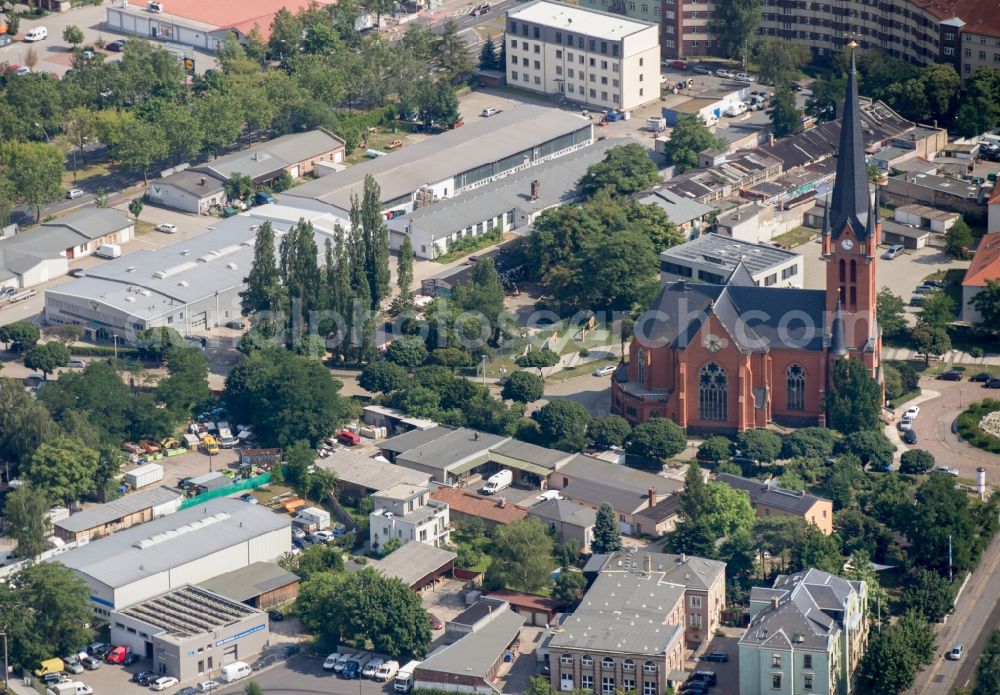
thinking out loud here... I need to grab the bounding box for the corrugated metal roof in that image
[55,486,182,533]
[416,608,524,679]
[196,561,299,603]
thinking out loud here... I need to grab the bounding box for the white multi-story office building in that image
[369,484,450,553]
[506,0,660,112]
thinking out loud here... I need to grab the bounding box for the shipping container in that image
[125,463,164,489]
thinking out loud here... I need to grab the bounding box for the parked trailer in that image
[125,463,164,489]
[4,288,38,305]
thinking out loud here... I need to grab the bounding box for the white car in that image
[715,68,733,78]
[155,223,177,233]
[903,406,920,420]
[593,365,616,377]
[333,654,354,673]
[67,359,87,369]
[323,653,343,670]
[150,676,179,691]
[363,658,384,678]
[947,644,963,660]
[66,188,84,200]
[935,466,960,477]
[481,107,498,117]
[898,417,913,431]
[723,102,748,117]
[196,681,220,692]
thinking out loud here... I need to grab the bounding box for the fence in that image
[179,471,273,509]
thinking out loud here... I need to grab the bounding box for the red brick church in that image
[612,48,882,432]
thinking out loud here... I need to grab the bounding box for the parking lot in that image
[689,633,740,693]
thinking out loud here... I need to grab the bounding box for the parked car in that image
[268,609,284,621]
[702,651,730,662]
[133,672,154,686]
[23,26,48,42]
[593,365,616,377]
[225,320,247,329]
[177,688,199,695]
[429,613,444,630]
[106,645,131,664]
[789,82,803,91]
[970,372,994,382]
[106,40,127,51]
[63,657,84,674]
[151,676,179,690]
[41,673,68,685]
[947,644,964,660]
[910,295,926,307]
[333,654,354,673]
[914,283,937,294]
[902,429,917,445]
[363,659,384,679]
[81,655,101,670]
[66,188,85,200]
[481,107,498,117]
[937,370,962,381]
[239,493,258,504]
[987,377,1000,389]
[323,653,343,671]
[903,406,920,420]
[898,417,913,431]
[723,101,748,117]
[883,244,905,259]
[935,466,960,477]
[69,268,86,278]
[196,681,220,692]
[669,60,689,70]
[693,65,712,75]
[123,652,141,666]
[734,72,755,82]
[0,36,11,47]
[0,287,16,299]
[471,3,490,14]
[155,223,177,233]
[715,69,734,78]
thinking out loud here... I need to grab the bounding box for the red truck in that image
[336,430,360,446]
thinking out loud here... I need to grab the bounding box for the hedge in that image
[69,344,141,358]
[957,399,1000,454]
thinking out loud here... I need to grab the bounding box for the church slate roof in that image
[635,280,828,354]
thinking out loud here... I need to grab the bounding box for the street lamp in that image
[33,122,50,143]
[112,334,119,360]
[0,629,8,689]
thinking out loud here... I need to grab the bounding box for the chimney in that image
[771,596,780,609]
[199,176,206,186]
[530,179,541,201]
[648,487,657,508]
[643,554,651,574]
[768,133,775,147]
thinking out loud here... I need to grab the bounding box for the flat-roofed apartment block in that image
[110,585,269,681]
[506,0,661,111]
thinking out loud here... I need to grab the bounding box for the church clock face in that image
[841,238,855,250]
[703,334,724,353]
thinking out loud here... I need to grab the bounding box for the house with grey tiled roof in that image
[717,473,834,535]
[527,498,597,552]
[739,568,869,695]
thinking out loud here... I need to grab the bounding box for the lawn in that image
[772,226,819,249]
[547,356,618,383]
[134,220,156,236]
[343,126,413,165]
[434,231,507,263]
[61,159,114,189]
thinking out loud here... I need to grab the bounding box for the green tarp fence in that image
[179,471,273,509]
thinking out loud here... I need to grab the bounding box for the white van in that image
[24,27,48,42]
[95,244,122,259]
[219,661,252,683]
[702,114,719,128]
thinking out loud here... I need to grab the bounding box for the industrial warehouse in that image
[55,499,290,616]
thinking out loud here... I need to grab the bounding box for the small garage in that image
[485,589,558,627]
[881,219,936,249]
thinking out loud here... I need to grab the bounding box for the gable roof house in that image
[717,473,834,535]
[740,569,868,695]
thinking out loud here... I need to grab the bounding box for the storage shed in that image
[125,463,164,490]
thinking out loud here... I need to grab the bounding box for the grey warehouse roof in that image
[57,499,289,589]
[638,187,713,226]
[510,0,657,39]
[150,169,225,197]
[197,562,300,603]
[40,208,132,240]
[659,233,801,277]
[197,128,345,183]
[314,449,432,491]
[118,585,262,639]
[405,139,629,239]
[392,427,509,471]
[285,104,592,210]
[55,486,183,533]
[417,608,524,679]
[551,572,685,655]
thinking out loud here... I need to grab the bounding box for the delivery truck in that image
[481,469,513,495]
[394,660,421,692]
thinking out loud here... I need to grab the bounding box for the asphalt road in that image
[908,531,1000,694]
[216,655,396,695]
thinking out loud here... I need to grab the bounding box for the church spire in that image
[828,41,871,242]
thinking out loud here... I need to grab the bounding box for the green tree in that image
[0,321,40,352]
[627,418,686,462]
[479,34,498,70]
[306,468,338,504]
[484,518,554,592]
[285,543,345,581]
[858,615,935,695]
[157,345,210,417]
[946,218,974,258]
[768,86,802,137]
[698,436,733,463]
[436,20,474,82]
[225,171,255,202]
[710,0,762,61]
[62,25,85,48]
[825,358,883,433]
[670,465,755,556]
[284,439,314,488]
[23,436,99,505]
[588,415,632,450]
[241,220,283,321]
[592,501,623,554]
[516,350,560,376]
[0,141,64,222]
[903,568,955,622]
[297,567,431,658]
[527,676,553,695]
[386,335,429,368]
[116,118,168,185]
[877,287,907,338]
[552,570,587,609]
[128,197,143,220]
[244,682,263,695]
[578,144,660,198]
[268,8,304,60]
[359,361,410,393]
[899,449,935,475]
[911,324,951,365]
[224,349,356,447]
[789,525,843,574]
[536,399,591,451]
[903,473,977,574]
[24,342,70,379]
[974,630,1000,695]
[883,363,905,402]
[736,429,782,464]
[780,428,836,460]
[4,484,49,558]
[397,234,415,302]
[501,371,544,403]
[752,40,809,88]
[971,279,1000,333]
[837,430,896,470]
[917,290,956,328]
[662,114,726,173]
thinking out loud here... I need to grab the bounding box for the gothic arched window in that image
[699,362,727,421]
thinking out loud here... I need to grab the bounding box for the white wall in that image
[19,257,68,287]
[148,182,221,214]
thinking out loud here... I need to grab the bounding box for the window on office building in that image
[601,91,608,100]
[535,76,541,84]
[601,678,615,694]
[556,49,562,58]
[556,65,562,74]
[534,60,540,68]
[511,71,518,80]
[601,60,608,69]
[581,676,593,692]
[601,76,608,84]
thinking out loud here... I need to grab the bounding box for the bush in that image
[957,400,1000,454]
[969,346,985,358]
[69,345,141,358]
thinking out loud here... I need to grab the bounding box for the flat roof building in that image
[111,585,269,682]
[56,499,290,617]
[506,1,660,112]
[659,233,804,289]
[285,105,593,217]
[315,449,433,499]
[54,486,183,543]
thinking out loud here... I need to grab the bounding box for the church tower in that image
[821,43,880,367]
